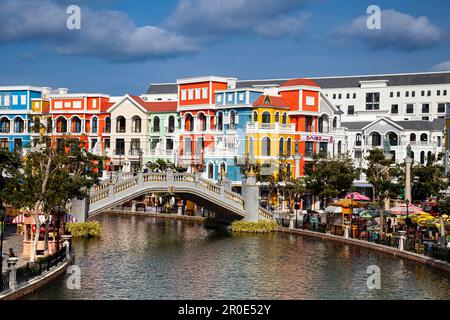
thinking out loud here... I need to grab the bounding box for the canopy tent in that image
[345,192,370,201]
[332,199,365,208]
[325,205,343,214]
[12,213,77,224]
[389,204,423,215]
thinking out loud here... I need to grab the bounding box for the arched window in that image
[253,111,258,122]
[410,133,416,143]
[332,117,337,128]
[230,110,237,130]
[153,116,160,133]
[319,115,329,133]
[427,151,432,161]
[56,117,67,133]
[262,111,271,124]
[275,112,280,123]
[91,117,98,133]
[279,137,284,155]
[14,118,24,133]
[208,162,214,180]
[420,133,428,142]
[116,116,126,133]
[105,117,111,133]
[216,112,224,131]
[356,134,362,146]
[282,113,288,124]
[387,132,398,146]
[185,114,194,132]
[219,162,227,177]
[198,113,207,131]
[249,137,254,155]
[371,132,381,146]
[338,141,342,155]
[0,118,10,133]
[262,137,271,156]
[71,117,82,133]
[286,138,292,157]
[168,116,175,133]
[132,116,142,133]
[420,151,425,164]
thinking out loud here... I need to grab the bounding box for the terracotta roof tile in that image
[280,78,320,88]
[253,95,289,108]
[129,95,178,112]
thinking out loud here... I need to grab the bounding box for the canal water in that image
[26,214,450,300]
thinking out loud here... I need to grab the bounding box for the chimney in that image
[41,87,51,98]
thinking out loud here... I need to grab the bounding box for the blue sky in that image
[0,0,449,95]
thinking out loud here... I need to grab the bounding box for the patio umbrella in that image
[325,205,342,214]
[333,199,364,208]
[359,211,373,219]
[12,214,46,224]
[345,192,370,201]
[389,204,423,215]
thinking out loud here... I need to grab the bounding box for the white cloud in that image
[165,0,310,38]
[334,9,445,51]
[431,60,450,71]
[0,0,197,62]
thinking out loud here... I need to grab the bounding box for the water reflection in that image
[26,215,450,300]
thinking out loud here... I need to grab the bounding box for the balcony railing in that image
[129,148,143,156]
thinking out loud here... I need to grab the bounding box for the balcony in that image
[246,122,295,132]
[146,149,175,156]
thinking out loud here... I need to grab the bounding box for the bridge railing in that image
[199,178,221,194]
[259,207,274,221]
[224,190,244,207]
[143,173,166,182]
[114,177,138,194]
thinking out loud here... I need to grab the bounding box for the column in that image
[294,154,301,178]
[243,168,259,222]
[7,257,19,292]
[404,156,412,203]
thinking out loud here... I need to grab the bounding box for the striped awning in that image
[12,214,46,224]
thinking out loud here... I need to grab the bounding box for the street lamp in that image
[405,199,411,231]
[350,194,354,239]
[0,203,5,291]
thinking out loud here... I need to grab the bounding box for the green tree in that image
[0,149,21,208]
[13,136,102,261]
[412,153,448,201]
[305,155,358,207]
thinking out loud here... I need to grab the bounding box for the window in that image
[333,94,336,99]
[305,141,314,157]
[181,90,187,101]
[168,116,175,133]
[286,138,292,157]
[20,95,26,105]
[116,116,126,133]
[412,91,415,97]
[198,113,207,131]
[420,133,428,142]
[262,111,271,124]
[353,93,356,99]
[202,88,208,99]
[166,139,174,150]
[0,118,10,133]
[13,138,21,153]
[195,88,201,100]
[0,138,8,150]
[390,92,394,98]
[216,112,224,131]
[421,91,425,97]
[153,116,160,132]
[92,99,97,109]
[371,132,381,146]
[262,137,271,156]
[115,139,125,155]
[91,139,97,149]
[348,106,355,115]
[365,92,380,110]
[104,138,110,149]
[185,114,194,132]
[208,162,214,180]
[46,118,52,134]
[54,101,62,109]
[14,118,24,133]
[91,117,98,133]
[132,116,142,133]
[217,95,222,103]
[338,94,342,99]
[437,90,441,96]
[355,150,362,159]
[105,117,111,133]
[130,139,141,155]
[427,90,431,96]
[319,142,328,155]
[73,101,82,109]
[227,94,233,102]
[275,112,280,123]
[356,134,362,146]
[188,89,193,100]
[305,116,313,132]
[410,133,416,143]
[150,138,159,150]
[71,117,82,133]
[282,113,287,124]
[420,151,425,164]
[444,90,447,96]
[56,117,67,133]
[306,96,315,106]
[253,111,258,122]
[406,91,409,97]
[422,116,429,121]
[346,93,350,99]
[239,93,244,101]
[279,137,284,155]
[406,104,414,114]
[397,92,400,97]
[64,102,71,108]
[4,95,10,107]
[422,103,430,113]
[438,103,445,113]
[12,95,18,105]
[391,104,398,114]
[229,111,237,130]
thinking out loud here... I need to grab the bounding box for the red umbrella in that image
[345,192,370,201]
[389,204,423,215]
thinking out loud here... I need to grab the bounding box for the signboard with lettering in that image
[300,135,334,143]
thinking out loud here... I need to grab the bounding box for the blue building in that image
[0,86,43,153]
[203,88,263,189]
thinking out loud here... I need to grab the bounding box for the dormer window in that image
[264,96,271,105]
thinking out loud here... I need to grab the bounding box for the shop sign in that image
[300,135,334,143]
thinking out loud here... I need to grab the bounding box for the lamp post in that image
[0,202,5,291]
[405,199,411,232]
[350,194,354,239]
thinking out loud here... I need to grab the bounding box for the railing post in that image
[7,257,19,292]
[108,182,115,198]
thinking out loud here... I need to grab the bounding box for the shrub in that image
[231,220,277,233]
[65,221,102,238]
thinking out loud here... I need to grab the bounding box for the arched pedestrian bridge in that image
[71,170,274,223]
